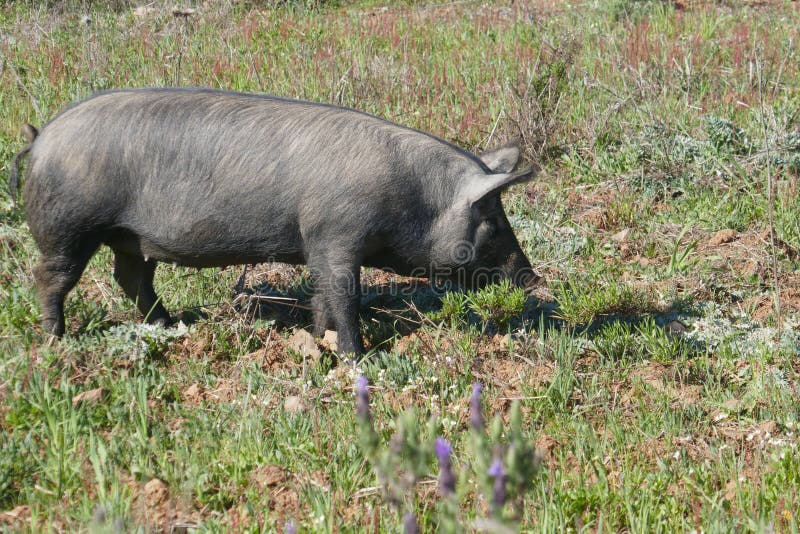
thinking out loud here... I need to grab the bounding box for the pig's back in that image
[23,88,479,265]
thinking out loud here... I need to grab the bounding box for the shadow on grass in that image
[547,292,700,337]
[230,273,574,352]
[72,269,702,359]
[232,276,443,350]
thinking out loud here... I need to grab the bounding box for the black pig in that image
[10,88,537,355]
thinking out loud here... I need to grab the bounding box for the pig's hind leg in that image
[112,250,171,326]
[34,240,100,336]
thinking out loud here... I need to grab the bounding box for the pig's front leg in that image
[308,252,364,356]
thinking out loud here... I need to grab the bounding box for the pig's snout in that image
[504,253,539,290]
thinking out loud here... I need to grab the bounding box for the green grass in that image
[2,0,800,531]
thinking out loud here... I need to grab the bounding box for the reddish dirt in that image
[247,465,303,521]
[129,477,201,534]
[627,363,703,409]
[745,285,800,324]
[535,434,560,462]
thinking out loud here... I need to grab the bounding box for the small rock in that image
[322,330,338,352]
[501,333,513,347]
[723,398,742,413]
[709,229,737,246]
[72,387,107,407]
[144,478,168,507]
[183,383,202,402]
[283,395,306,415]
[757,420,777,435]
[723,478,739,502]
[611,228,631,243]
[287,329,321,360]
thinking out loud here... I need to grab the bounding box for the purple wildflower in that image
[403,512,419,534]
[488,457,506,510]
[434,436,452,459]
[284,520,297,534]
[434,437,456,496]
[355,376,370,421]
[469,382,485,431]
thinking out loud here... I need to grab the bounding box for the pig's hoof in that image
[41,319,64,338]
[147,317,171,328]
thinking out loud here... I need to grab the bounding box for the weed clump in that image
[466,280,527,330]
[355,377,540,532]
[703,114,751,155]
[103,322,189,360]
[429,280,527,331]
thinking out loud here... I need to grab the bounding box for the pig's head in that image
[427,144,538,291]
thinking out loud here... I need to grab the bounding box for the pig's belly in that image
[104,224,306,268]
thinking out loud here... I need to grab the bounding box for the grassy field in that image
[1,0,800,531]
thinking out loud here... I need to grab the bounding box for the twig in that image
[756,47,783,337]
[172,9,195,86]
[771,36,792,99]
[368,305,425,327]
[352,486,380,499]
[250,53,264,91]
[233,293,312,311]
[482,107,505,149]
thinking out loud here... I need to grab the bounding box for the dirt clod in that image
[144,478,169,507]
[287,329,321,360]
[250,465,288,489]
[183,383,203,403]
[283,395,306,415]
[322,330,338,352]
[611,228,631,243]
[536,434,559,458]
[708,228,738,246]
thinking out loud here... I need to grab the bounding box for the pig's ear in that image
[464,165,539,206]
[479,144,521,173]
